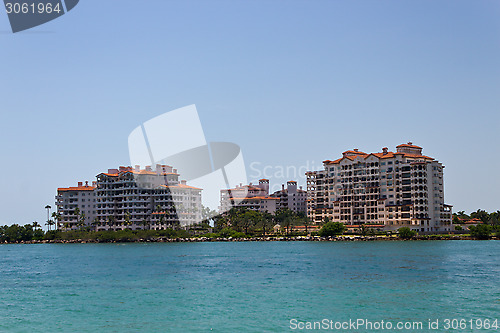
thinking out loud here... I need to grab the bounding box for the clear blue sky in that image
[1,0,499,226]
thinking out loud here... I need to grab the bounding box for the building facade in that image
[220,179,278,214]
[270,181,307,214]
[306,143,452,232]
[220,179,307,215]
[56,164,202,230]
[56,181,97,229]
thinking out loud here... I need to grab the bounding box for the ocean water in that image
[0,241,498,332]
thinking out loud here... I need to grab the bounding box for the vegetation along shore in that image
[2,208,499,244]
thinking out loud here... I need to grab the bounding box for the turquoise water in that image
[0,241,498,332]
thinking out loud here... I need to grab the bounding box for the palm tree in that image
[124,211,132,230]
[51,212,61,230]
[303,216,311,234]
[91,217,99,231]
[32,221,41,230]
[45,205,52,230]
[74,208,85,230]
[45,220,54,231]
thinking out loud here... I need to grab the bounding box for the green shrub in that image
[469,224,492,240]
[319,222,346,237]
[201,233,220,238]
[398,227,417,239]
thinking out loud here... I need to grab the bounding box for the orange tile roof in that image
[100,173,119,177]
[159,184,202,190]
[58,186,96,192]
[243,196,279,200]
[292,225,320,229]
[396,143,422,149]
[223,185,265,192]
[324,150,434,164]
[175,184,202,190]
[342,224,384,228]
[343,150,368,155]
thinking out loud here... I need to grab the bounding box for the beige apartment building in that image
[270,181,307,214]
[306,143,452,232]
[56,181,97,228]
[56,164,202,230]
[220,179,307,214]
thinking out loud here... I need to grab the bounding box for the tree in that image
[74,208,86,230]
[259,211,274,235]
[359,224,368,236]
[201,205,218,226]
[213,215,228,232]
[107,216,116,230]
[274,208,295,235]
[45,205,52,230]
[398,227,417,239]
[141,219,150,230]
[1,224,33,242]
[488,215,499,227]
[91,217,99,231]
[51,212,61,230]
[239,210,260,234]
[45,219,55,231]
[32,221,41,230]
[124,211,132,229]
[226,207,242,228]
[302,216,312,234]
[319,222,346,237]
[321,216,331,227]
[469,224,492,240]
[470,209,489,223]
[489,211,500,226]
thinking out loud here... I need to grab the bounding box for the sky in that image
[0,0,499,227]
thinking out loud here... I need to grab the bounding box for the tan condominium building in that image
[270,181,307,214]
[56,181,97,228]
[306,143,452,232]
[56,164,202,230]
[220,179,307,214]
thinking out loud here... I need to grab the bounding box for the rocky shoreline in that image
[3,235,497,244]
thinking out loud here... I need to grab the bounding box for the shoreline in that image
[3,235,498,244]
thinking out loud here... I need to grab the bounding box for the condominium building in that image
[270,181,307,214]
[306,143,452,232]
[56,181,97,228]
[56,164,202,230]
[220,179,307,214]
[220,179,278,214]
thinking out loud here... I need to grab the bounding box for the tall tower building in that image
[306,143,452,232]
